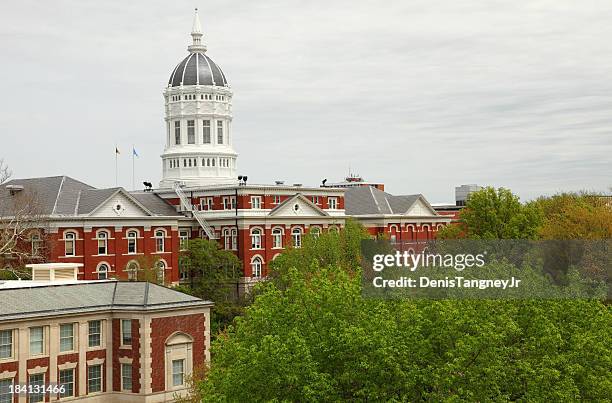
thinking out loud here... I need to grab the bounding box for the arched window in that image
[291,227,302,248]
[272,228,283,249]
[223,229,230,250]
[154,229,165,252]
[251,256,263,278]
[64,231,76,257]
[230,229,237,250]
[96,230,109,255]
[156,260,166,284]
[310,226,321,239]
[421,224,430,239]
[250,228,262,250]
[127,230,138,254]
[126,261,139,281]
[97,263,109,280]
[31,233,43,256]
[406,225,415,241]
[165,332,194,391]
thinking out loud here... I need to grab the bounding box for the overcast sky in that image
[1,0,611,203]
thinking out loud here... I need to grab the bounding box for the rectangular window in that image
[97,233,107,255]
[217,121,223,144]
[127,237,136,254]
[251,196,262,209]
[87,364,102,394]
[172,359,185,387]
[202,120,211,143]
[58,369,74,398]
[0,379,12,403]
[64,234,75,256]
[312,196,320,204]
[121,320,132,346]
[174,121,181,145]
[28,373,44,403]
[200,197,213,211]
[88,320,101,348]
[328,197,338,210]
[0,330,12,359]
[179,230,189,251]
[272,195,281,204]
[59,323,74,352]
[231,230,237,250]
[29,327,44,356]
[222,197,229,210]
[187,120,195,144]
[167,122,170,146]
[121,363,132,391]
[230,196,236,210]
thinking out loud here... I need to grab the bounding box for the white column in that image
[49,324,59,402]
[17,326,27,403]
[78,321,87,396]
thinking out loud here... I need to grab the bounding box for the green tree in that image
[199,265,611,402]
[438,187,542,240]
[533,192,612,240]
[269,218,369,281]
[179,238,244,334]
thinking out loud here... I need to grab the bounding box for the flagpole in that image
[115,145,118,187]
[132,144,135,191]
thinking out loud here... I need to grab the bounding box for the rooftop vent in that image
[275,181,285,185]
[293,183,302,187]
[26,263,83,282]
[5,184,24,195]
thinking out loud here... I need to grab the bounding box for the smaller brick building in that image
[0,272,212,402]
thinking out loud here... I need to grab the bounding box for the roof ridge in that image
[143,282,150,307]
[111,281,118,306]
[51,176,67,215]
[74,189,82,215]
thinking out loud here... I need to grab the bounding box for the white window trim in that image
[58,361,77,371]
[120,319,132,348]
[27,366,48,375]
[0,329,14,361]
[0,370,16,380]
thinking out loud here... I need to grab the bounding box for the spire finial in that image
[188,8,207,53]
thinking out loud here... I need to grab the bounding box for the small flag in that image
[133,147,139,157]
[115,147,121,155]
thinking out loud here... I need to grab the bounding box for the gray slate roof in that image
[0,281,211,321]
[0,176,94,216]
[345,186,435,216]
[131,192,183,216]
[0,176,180,217]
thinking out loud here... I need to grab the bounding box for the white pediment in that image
[269,196,328,217]
[90,192,150,217]
[406,198,437,216]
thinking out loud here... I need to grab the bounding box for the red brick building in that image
[0,10,452,282]
[0,268,212,402]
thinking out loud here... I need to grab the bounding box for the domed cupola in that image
[168,53,229,87]
[168,11,229,88]
[159,9,237,189]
